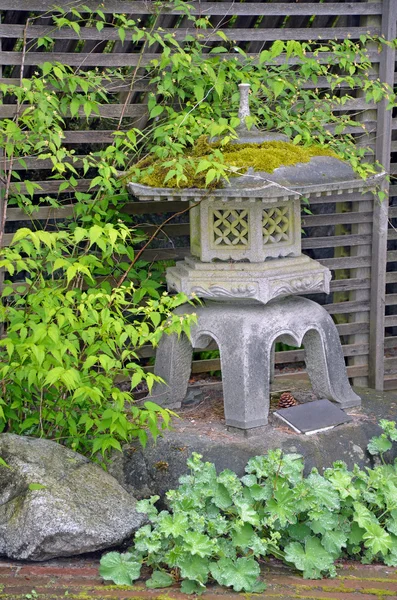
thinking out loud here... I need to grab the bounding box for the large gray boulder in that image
[0,434,146,560]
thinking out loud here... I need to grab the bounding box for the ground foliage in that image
[0,225,196,458]
[100,420,397,593]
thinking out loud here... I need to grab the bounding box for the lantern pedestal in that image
[166,254,331,304]
[149,296,361,430]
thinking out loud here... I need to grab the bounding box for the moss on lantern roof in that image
[132,137,338,190]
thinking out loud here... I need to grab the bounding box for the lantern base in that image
[166,255,331,305]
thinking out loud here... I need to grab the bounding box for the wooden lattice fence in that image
[0,0,396,390]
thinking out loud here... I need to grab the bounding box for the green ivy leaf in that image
[99,552,141,585]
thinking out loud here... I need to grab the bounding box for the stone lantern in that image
[128,84,383,432]
[130,84,379,305]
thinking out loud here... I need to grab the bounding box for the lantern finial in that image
[238,83,253,130]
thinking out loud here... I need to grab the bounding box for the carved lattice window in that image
[262,206,291,244]
[212,209,249,246]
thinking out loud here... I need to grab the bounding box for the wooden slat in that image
[386,294,397,306]
[389,206,397,218]
[385,357,397,375]
[274,343,369,365]
[305,191,375,205]
[386,272,397,284]
[384,336,397,349]
[0,50,381,68]
[0,25,381,42]
[2,2,383,15]
[0,103,146,119]
[336,322,369,336]
[302,233,371,250]
[323,300,369,315]
[387,250,397,262]
[318,256,372,270]
[330,278,371,292]
[0,99,374,120]
[0,75,376,94]
[189,360,368,377]
[385,315,397,328]
[384,378,397,390]
[303,211,373,227]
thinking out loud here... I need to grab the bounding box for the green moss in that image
[360,589,396,597]
[132,136,337,190]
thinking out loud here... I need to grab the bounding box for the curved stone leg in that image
[265,296,361,409]
[269,342,276,385]
[303,328,361,409]
[218,326,270,429]
[148,296,360,431]
[149,331,192,409]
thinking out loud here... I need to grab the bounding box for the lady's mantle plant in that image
[100,420,397,593]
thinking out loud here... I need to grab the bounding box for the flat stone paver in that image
[0,557,396,600]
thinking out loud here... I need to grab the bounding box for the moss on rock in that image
[132,136,337,190]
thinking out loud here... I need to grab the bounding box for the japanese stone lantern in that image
[127,84,382,431]
[129,83,381,305]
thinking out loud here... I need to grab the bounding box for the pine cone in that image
[278,392,297,409]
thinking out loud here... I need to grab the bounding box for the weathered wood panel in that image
[0,0,393,385]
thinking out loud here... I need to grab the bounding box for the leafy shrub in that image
[100,420,397,592]
[0,225,195,457]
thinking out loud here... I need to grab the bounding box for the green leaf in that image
[367,434,392,456]
[146,571,173,589]
[266,481,297,527]
[183,531,214,557]
[180,580,206,595]
[158,513,188,538]
[0,457,10,469]
[99,552,141,585]
[322,530,348,557]
[362,522,393,555]
[210,557,262,592]
[284,537,336,579]
[205,169,217,186]
[28,483,46,491]
[150,105,164,119]
[212,483,232,509]
[177,555,209,583]
[306,472,340,511]
[231,523,254,548]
